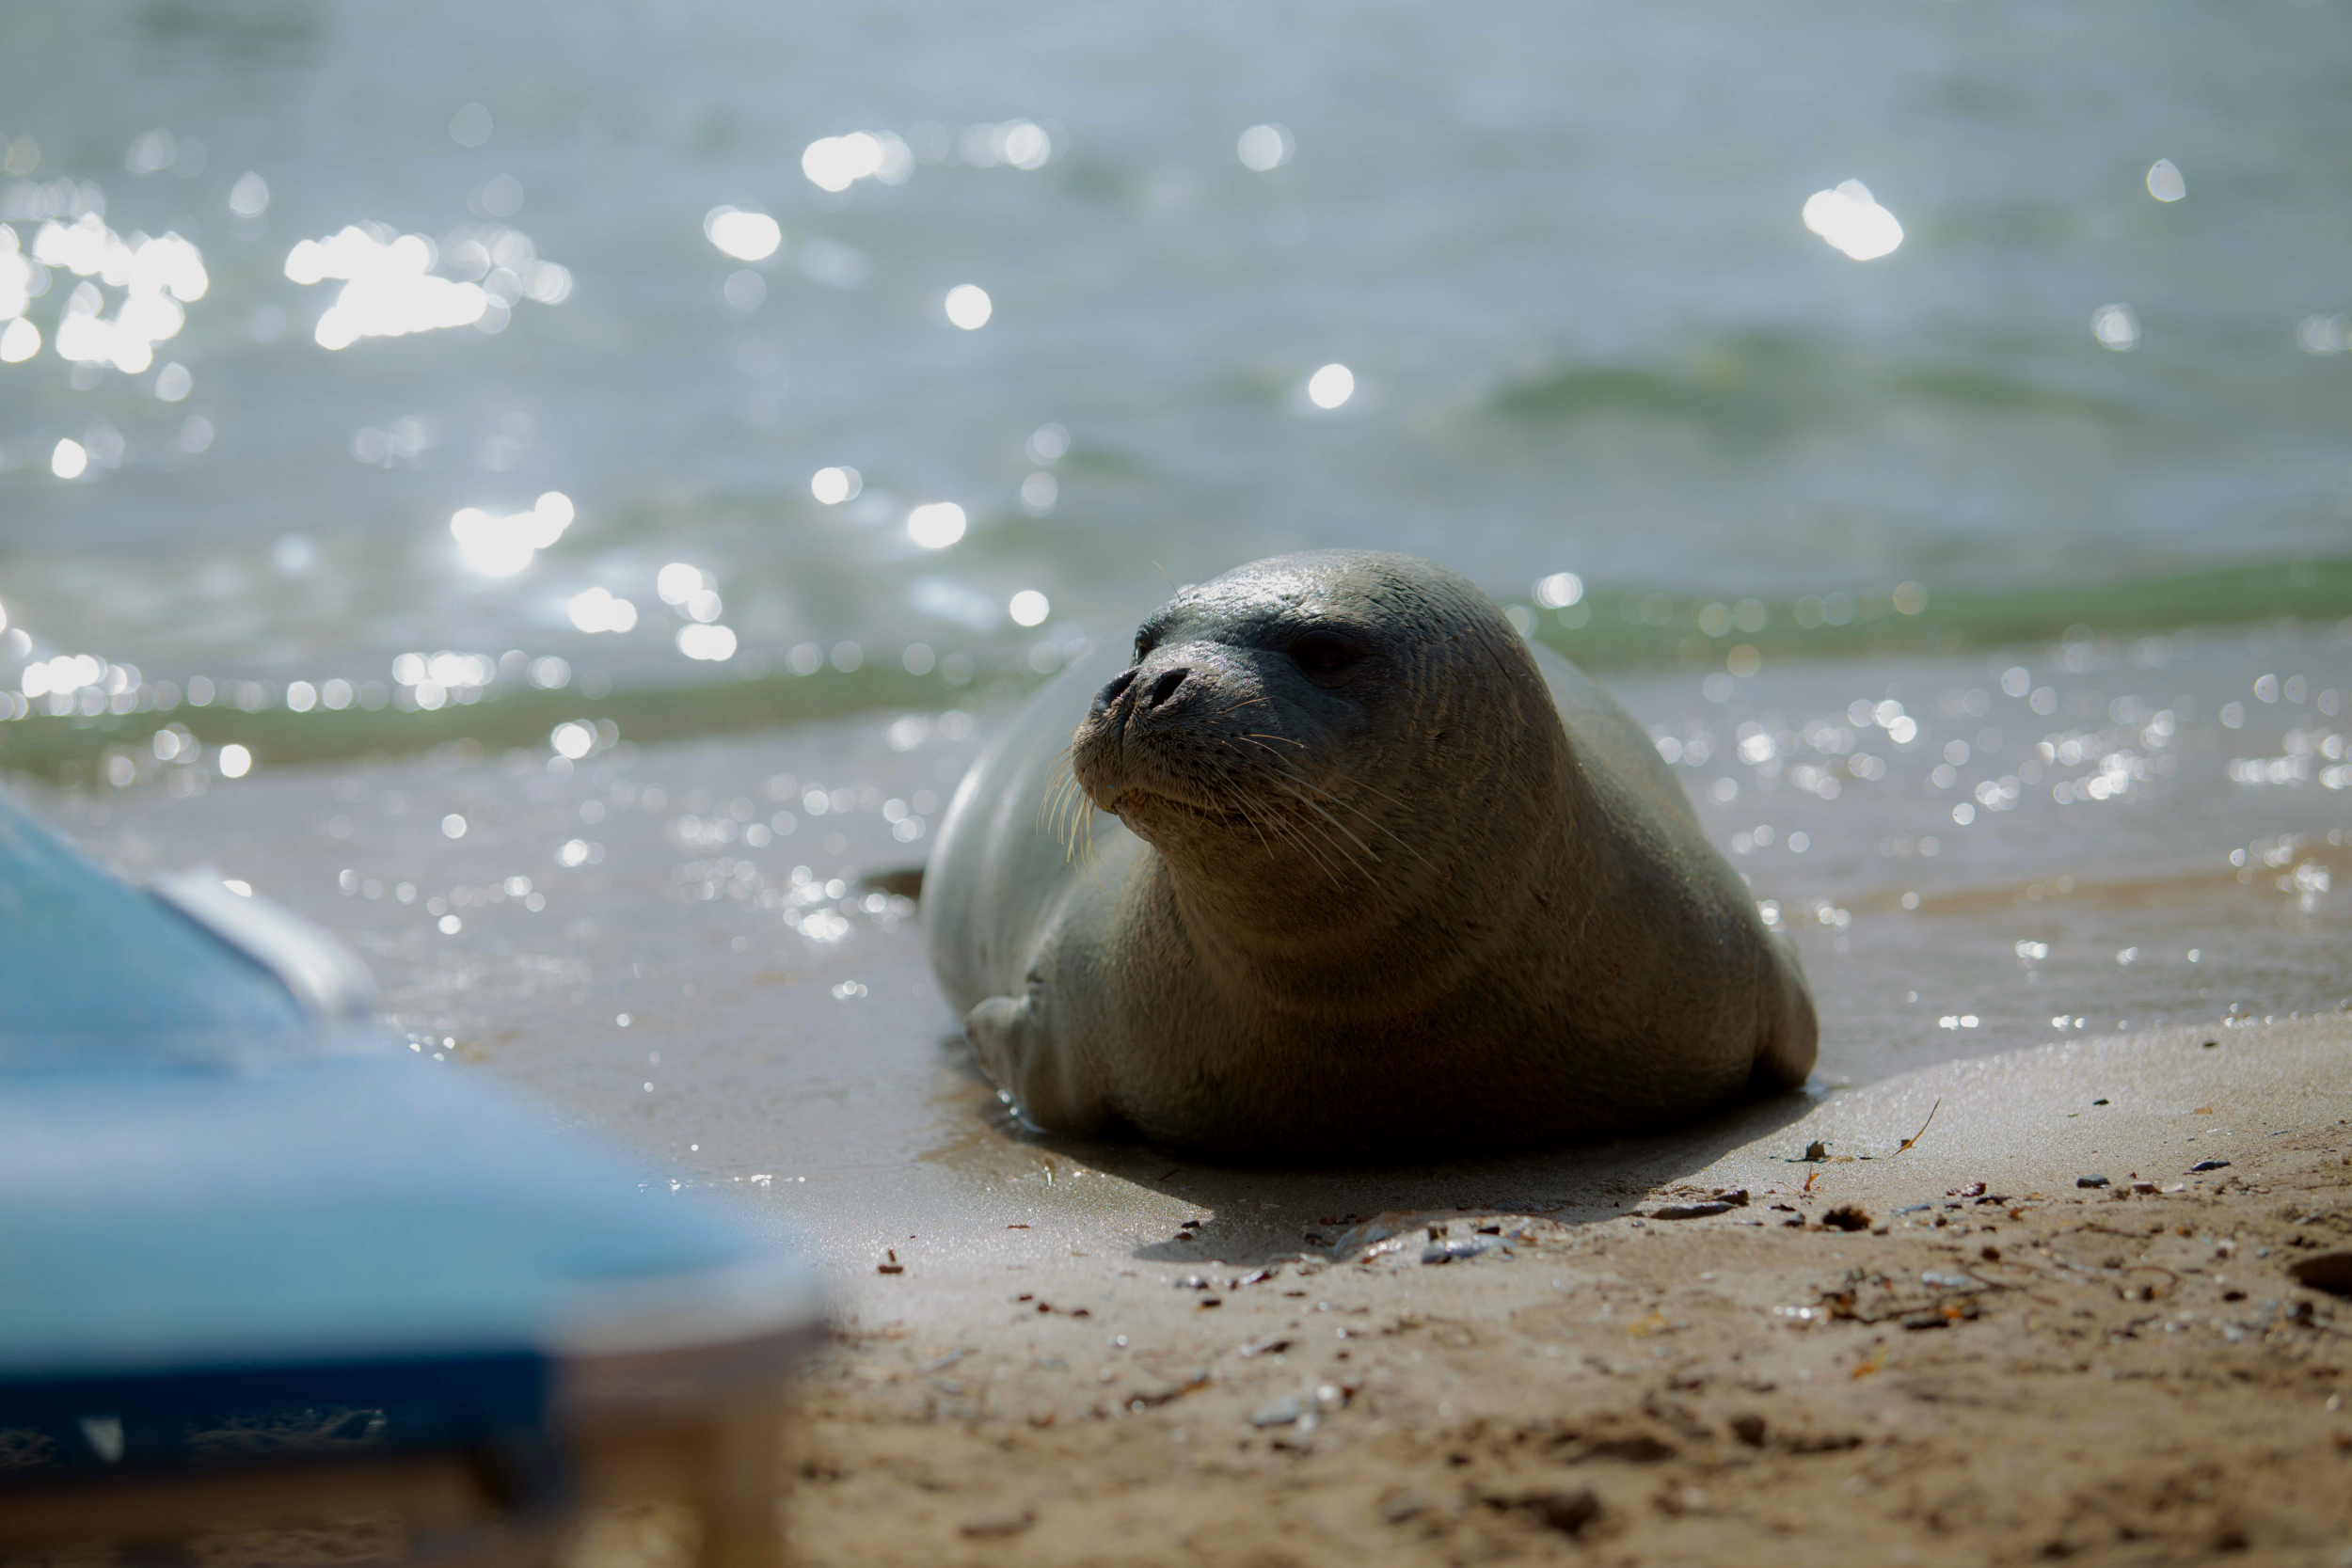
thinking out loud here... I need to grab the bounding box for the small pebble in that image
[2189,1159,2231,1172]
[2077,1175,2110,1189]
[1250,1394,1304,1428]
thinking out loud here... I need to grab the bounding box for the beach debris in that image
[1175,1274,1211,1290]
[1237,1334,1292,1358]
[877,1248,904,1275]
[917,1348,973,1374]
[959,1506,1034,1538]
[1803,1140,1830,1162]
[2131,1180,2158,1194]
[1919,1271,1986,1291]
[1893,1203,1932,1215]
[1820,1205,1872,1232]
[2190,1159,2232,1172]
[1729,1413,1768,1447]
[1486,1483,1602,1537]
[1649,1201,1735,1221]
[2289,1253,2352,1298]
[1897,1097,1942,1153]
[1422,1237,1498,1263]
[1379,1490,1431,1525]
[2077,1175,2111,1189]
[1950,1181,1987,1197]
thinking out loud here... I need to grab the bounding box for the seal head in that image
[924,550,1816,1161]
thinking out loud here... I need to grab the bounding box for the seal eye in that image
[1288,633,1365,685]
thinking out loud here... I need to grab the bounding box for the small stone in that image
[2077,1175,2110,1189]
[1250,1394,1304,1428]
[1804,1140,1830,1162]
[2189,1159,2231,1172]
[1650,1201,1734,1221]
[2130,1180,2158,1194]
[1729,1413,1768,1447]
[1820,1205,1871,1232]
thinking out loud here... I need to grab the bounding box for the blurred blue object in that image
[0,789,822,1561]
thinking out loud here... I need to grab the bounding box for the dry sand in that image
[773,1017,2352,1567]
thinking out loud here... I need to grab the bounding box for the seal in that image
[925,551,1816,1161]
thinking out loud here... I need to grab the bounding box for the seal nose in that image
[1143,668,1189,708]
[1090,668,1138,719]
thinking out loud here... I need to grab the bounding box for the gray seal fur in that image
[924,551,1816,1161]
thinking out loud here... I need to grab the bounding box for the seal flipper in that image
[963,991,1119,1137]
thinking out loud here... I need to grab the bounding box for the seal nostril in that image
[1094,669,1139,712]
[1145,668,1189,708]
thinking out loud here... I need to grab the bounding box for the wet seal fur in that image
[925,551,1816,1161]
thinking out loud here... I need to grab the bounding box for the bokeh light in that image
[705,206,782,261]
[944,284,992,329]
[1306,363,1354,408]
[907,502,967,549]
[2091,302,2139,351]
[1801,180,1903,261]
[1236,123,1294,171]
[1008,589,1050,627]
[811,466,861,504]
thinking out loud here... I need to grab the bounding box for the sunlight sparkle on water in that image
[1009,590,1050,627]
[2091,303,2139,351]
[566,587,638,634]
[450,491,574,578]
[907,502,968,550]
[31,219,207,373]
[677,624,738,661]
[50,438,87,479]
[216,744,251,780]
[945,284,992,330]
[801,132,913,193]
[2146,159,2185,202]
[704,206,781,261]
[1534,572,1584,609]
[657,562,710,605]
[1801,180,1903,261]
[1307,363,1354,408]
[811,466,861,504]
[289,222,568,348]
[1237,124,1294,172]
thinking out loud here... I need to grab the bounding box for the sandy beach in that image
[31,653,2350,1566]
[777,1017,2352,1567]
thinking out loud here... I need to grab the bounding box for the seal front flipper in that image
[963,989,1118,1137]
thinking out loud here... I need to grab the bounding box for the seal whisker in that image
[1216,740,1353,886]
[1230,737,1422,872]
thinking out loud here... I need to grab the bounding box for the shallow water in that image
[41,626,2348,1273]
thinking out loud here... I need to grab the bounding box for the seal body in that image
[925,551,1816,1161]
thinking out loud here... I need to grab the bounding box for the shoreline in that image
[6,554,2347,784]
